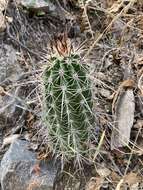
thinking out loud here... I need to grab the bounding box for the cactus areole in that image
[43,34,94,160]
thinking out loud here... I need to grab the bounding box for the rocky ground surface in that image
[0,0,143,190]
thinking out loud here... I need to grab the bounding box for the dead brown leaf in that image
[121,79,135,88]
[111,87,135,149]
[115,172,140,190]
[111,171,121,182]
[124,172,140,187]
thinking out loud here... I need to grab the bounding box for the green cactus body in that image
[43,54,94,160]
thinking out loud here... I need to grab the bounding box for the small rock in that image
[96,167,111,177]
[99,88,111,98]
[0,45,21,83]
[0,139,58,190]
[96,72,106,81]
[0,89,23,128]
[16,0,70,21]
[16,0,56,10]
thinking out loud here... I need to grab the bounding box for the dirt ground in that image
[0,0,143,189]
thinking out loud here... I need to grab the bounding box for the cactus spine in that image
[43,37,94,161]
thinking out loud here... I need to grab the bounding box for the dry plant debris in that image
[111,80,135,149]
[0,0,143,189]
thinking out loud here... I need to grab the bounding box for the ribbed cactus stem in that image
[43,54,94,160]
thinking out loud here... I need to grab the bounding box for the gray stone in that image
[16,0,56,10]
[96,72,106,81]
[0,90,15,115]
[16,0,68,21]
[99,88,111,98]
[0,140,58,190]
[0,45,21,83]
[0,89,22,126]
[0,45,23,129]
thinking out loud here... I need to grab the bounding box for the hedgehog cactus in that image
[43,34,94,161]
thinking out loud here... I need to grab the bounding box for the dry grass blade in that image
[115,179,124,190]
[93,130,105,161]
[84,0,137,58]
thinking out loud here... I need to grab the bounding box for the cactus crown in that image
[43,33,94,162]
